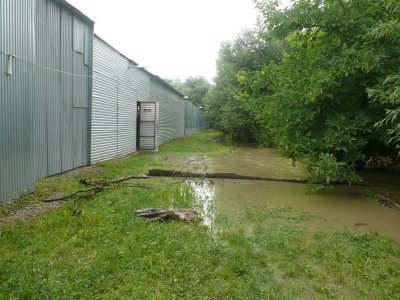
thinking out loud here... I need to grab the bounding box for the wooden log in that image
[147,169,309,184]
[147,169,368,186]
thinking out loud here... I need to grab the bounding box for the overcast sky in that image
[67,0,261,82]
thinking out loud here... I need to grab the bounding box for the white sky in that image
[67,0,261,82]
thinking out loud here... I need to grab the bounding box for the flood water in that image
[157,148,400,242]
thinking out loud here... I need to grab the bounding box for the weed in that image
[361,188,379,202]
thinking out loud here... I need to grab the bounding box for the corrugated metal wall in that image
[150,78,185,144]
[0,0,36,201]
[199,110,208,130]
[33,0,92,178]
[0,0,93,202]
[92,36,189,161]
[1,1,208,202]
[185,100,208,135]
[91,36,137,163]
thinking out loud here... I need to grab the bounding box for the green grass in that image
[0,130,230,218]
[159,129,235,154]
[1,130,400,299]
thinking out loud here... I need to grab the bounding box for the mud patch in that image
[0,201,65,225]
[53,165,104,179]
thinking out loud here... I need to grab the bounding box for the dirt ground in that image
[0,201,66,225]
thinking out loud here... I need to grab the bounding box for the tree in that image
[368,75,400,155]
[165,76,211,107]
[205,28,283,143]
[243,0,400,184]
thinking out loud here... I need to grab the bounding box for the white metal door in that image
[139,102,157,150]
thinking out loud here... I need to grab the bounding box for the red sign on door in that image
[143,108,152,112]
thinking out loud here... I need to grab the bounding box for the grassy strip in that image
[0,130,229,218]
[1,130,399,298]
[159,129,235,154]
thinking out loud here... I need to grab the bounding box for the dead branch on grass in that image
[80,175,149,186]
[43,187,103,203]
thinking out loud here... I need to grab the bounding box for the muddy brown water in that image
[157,148,400,242]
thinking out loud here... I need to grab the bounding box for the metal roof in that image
[59,0,95,24]
[94,34,185,98]
[94,34,138,66]
[148,73,185,98]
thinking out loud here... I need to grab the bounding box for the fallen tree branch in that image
[43,187,103,203]
[147,169,367,186]
[148,169,309,184]
[80,175,149,186]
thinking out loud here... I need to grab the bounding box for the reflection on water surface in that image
[158,147,400,242]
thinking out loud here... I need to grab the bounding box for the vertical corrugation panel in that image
[194,103,199,133]
[60,9,74,172]
[91,38,122,162]
[184,100,208,136]
[199,108,208,129]
[0,0,35,202]
[91,71,118,162]
[134,68,151,102]
[91,36,138,162]
[71,15,91,168]
[46,0,62,175]
[185,100,195,136]
[33,0,48,178]
[33,0,92,176]
[194,104,200,132]
[73,16,85,53]
[184,100,190,135]
[72,50,90,168]
[73,107,89,167]
[177,97,185,139]
[150,79,185,144]
[0,0,92,202]
[117,68,137,156]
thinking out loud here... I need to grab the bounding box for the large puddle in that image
[157,148,400,242]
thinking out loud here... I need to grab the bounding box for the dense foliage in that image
[165,76,211,107]
[209,0,400,184]
[205,29,283,143]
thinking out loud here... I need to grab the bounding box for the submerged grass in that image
[1,130,400,299]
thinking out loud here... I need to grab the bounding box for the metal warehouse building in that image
[0,0,94,202]
[91,35,206,163]
[0,1,207,202]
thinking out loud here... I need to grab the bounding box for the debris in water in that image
[378,193,400,209]
[354,222,368,226]
[133,208,199,223]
